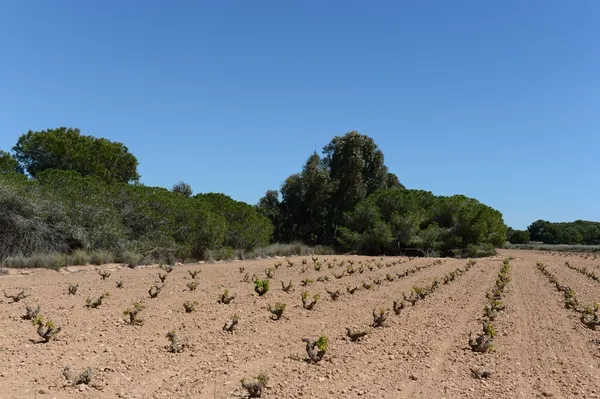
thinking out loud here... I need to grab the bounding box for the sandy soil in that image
[1,250,600,398]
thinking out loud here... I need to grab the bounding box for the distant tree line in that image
[526,220,600,245]
[257,131,507,257]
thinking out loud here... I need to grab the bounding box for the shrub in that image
[254,279,269,296]
[218,289,236,304]
[223,314,239,332]
[4,253,64,270]
[22,303,40,320]
[372,308,388,327]
[123,302,144,325]
[183,300,198,313]
[166,330,185,353]
[302,336,328,363]
[119,251,144,268]
[241,373,268,398]
[346,327,370,342]
[98,269,111,280]
[159,263,174,273]
[90,250,114,265]
[68,284,78,295]
[326,289,341,300]
[267,302,286,320]
[63,366,92,386]
[301,291,319,310]
[242,243,334,259]
[86,291,110,308]
[33,316,61,342]
[300,278,314,287]
[468,321,495,353]
[186,280,198,291]
[72,249,91,266]
[148,283,164,299]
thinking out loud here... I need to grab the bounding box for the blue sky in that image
[0,1,598,229]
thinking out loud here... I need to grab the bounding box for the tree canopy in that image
[528,220,600,245]
[0,170,273,262]
[13,127,140,183]
[2,127,511,262]
[259,130,506,256]
[506,228,531,244]
[172,181,193,197]
[0,150,23,175]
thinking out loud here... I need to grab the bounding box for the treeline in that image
[525,220,600,245]
[0,128,273,265]
[1,128,509,266]
[257,131,507,257]
[0,171,273,263]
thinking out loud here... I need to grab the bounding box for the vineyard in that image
[1,250,600,398]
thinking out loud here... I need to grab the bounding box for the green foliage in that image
[172,181,193,197]
[0,150,24,175]
[13,127,139,183]
[72,249,91,266]
[123,302,144,325]
[0,181,68,262]
[197,193,273,251]
[90,250,115,265]
[267,302,286,320]
[254,279,270,296]
[0,168,272,264]
[528,219,600,245]
[315,335,328,351]
[260,131,505,256]
[506,228,530,244]
[338,190,506,257]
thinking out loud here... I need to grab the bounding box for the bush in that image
[204,246,235,262]
[90,250,115,265]
[507,229,530,244]
[241,243,334,259]
[118,251,144,267]
[4,253,63,270]
[71,249,91,266]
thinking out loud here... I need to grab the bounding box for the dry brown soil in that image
[1,250,600,398]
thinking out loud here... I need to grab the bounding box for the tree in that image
[322,131,394,241]
[0,150,23,175]
[13,127,139,183]
[172,181,193,197]
[506,228,530,244]
[279,153,333,244]
[256,190,281,242]
[385,172,405,189]
[197,193,274,251]
[338,189,506,257]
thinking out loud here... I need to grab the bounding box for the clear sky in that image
[0,1,598,229]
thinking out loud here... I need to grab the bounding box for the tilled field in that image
[1,250,600,398]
